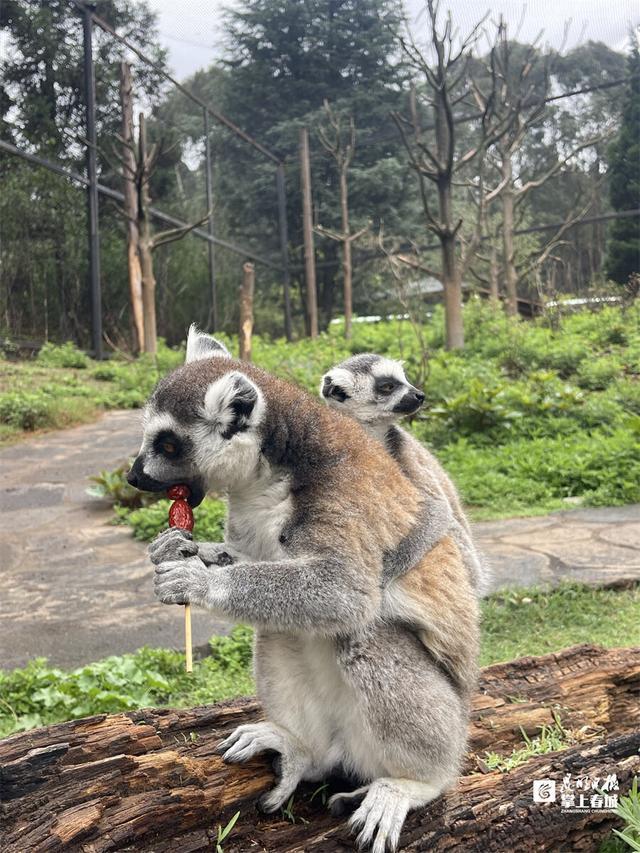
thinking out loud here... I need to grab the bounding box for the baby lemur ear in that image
[204,371,265,439]
[185,324,231,363]
[320,374,349,402]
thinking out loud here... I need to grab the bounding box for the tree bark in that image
[299,127,318,338]
[500,152,519,317]
[489,241,500,303]
[339,168,353,339]
[239,262,255,362]
[119,62,144,352]
[137,113,157,356]
[1,645,638,852]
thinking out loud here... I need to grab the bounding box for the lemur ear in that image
[185,324,231,363]
[204,371,265,439]
[320,375,349,402]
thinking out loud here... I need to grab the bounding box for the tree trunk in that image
[435,89,464,350]
[489,238,500,303]
[238,262,255,362]
[339,167,352,339]
[299,127,318,338]
[319,245,337,331]
[441,227,464,350]
[119,62,144,352]
[137,113,157,356]
[501,153,519,317]
[2,644,637,852]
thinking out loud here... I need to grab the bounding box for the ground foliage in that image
[4,301,639,518]
[1,583,638,738]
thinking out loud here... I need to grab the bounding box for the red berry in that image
[167,484,191,501]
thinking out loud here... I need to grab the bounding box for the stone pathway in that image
[477,505,640,593]
[0,410,638,670]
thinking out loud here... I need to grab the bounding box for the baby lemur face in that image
[320,354,425,424]
[127,327,266,504]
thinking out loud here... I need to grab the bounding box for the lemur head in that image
[320,353,425,425]
[127,325,267,504]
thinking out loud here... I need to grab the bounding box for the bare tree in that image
[239,262,255,361]
[113,113,210,355]
[315,101,369,339]
[119,62,144,352]
[392,1,511,349]
[483,21,607,314]
[299,127,318,338]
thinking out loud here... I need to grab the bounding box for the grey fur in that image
[340,353,382,374]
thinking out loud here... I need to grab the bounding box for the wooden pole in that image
[184,604,193,673]
[119,62,144,351]
[299,127,318,337]
[239,261,255,362]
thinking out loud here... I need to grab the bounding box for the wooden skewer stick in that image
[167,484,195,673]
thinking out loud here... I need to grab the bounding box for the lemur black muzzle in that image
[392,388,425,415]
[126,456,206,507]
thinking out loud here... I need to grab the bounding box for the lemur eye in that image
[379,382,395,394]
[161,440,177,456]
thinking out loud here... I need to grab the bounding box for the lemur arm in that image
[153,551,380,636]
[381,490,453,584]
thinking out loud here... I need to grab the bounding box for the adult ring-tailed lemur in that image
[128,328,479,853]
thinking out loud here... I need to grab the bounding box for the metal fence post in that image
[276,163,293,341]
[82,3,103,359]
[203,109,217,331]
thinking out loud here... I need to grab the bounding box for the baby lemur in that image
[320,354,490,595]
[130,329,479,853]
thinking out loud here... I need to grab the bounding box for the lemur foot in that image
[216,722,314,813]
[337,778,443,853]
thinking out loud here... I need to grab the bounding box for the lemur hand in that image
[154,556,220,606]
[149,527,198,565]
[197,542,236,567]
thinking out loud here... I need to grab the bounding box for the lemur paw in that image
[148,527,198,565]
[216,722,312,813]
[153,555,214,606]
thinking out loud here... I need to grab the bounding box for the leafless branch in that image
[152,210,211,249]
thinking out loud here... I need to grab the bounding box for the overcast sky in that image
[146,0,639,81]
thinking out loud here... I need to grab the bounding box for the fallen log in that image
[1,644,638,852]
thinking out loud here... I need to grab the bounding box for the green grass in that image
[0,339,183,445]
[480,584,640,666]
[3,300,640,519]
[484,719,572,772]
[1,583,637,739]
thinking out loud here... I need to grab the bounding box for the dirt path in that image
[1,410,638,670]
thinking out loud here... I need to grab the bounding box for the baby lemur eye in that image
[378,382,396,394]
